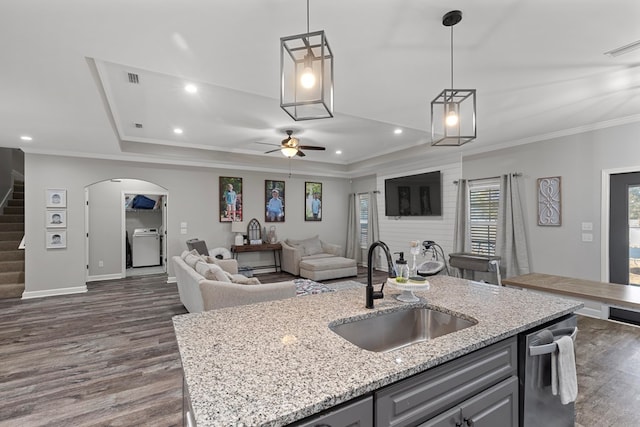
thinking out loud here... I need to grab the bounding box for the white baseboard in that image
[86,273,123,282]
[575,306,605,319]
[167,276,177,283]
[22,285,88,299]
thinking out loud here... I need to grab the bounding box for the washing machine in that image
[132,228,160,267]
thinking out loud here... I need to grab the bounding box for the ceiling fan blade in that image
[296,150,306,157]
[298,145,326,151]
[264,149,281,154]
[255,141,281,147]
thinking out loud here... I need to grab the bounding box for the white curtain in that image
[453,179,471,254]
[345,193,360,263]
[368,191,380,244]
[496,174,530,278]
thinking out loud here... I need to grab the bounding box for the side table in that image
[231,243,282,272]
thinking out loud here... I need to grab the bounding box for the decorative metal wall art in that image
[537,176,561,226]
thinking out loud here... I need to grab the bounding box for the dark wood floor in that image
[0,274,187,427]
[1,269,638,426]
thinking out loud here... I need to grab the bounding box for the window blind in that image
[359,194,369,248]
[469,183,499,256]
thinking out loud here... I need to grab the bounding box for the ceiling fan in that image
[258,130,326,158]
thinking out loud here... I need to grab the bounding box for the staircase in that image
[0,180,25,299]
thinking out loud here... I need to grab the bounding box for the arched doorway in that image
[85,178,168,281]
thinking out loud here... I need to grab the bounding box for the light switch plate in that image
[581,222,593,231]
[582,233,593,242]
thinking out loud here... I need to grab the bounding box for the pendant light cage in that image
[280,30,334,121]
[431,88,476,146]
[431,10,477,146]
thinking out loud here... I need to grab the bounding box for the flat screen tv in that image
[385,171,442,217]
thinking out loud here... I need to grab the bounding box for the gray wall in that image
[350,175,376,195]
[462,121,640,281]
[0,148,12,199]
[24,154,350,293]
[22,120,640,294]
[0,148,23,200]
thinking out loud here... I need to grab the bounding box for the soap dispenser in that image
[394,252,409,283]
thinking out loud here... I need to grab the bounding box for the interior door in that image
[609,172,640,286]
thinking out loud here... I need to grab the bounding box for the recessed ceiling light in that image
[394,129,403,135]
[20,135,32,141]
[335,150,342,155]
[173,128,183,134]
[184,84,198,93]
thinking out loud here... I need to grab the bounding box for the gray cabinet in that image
[375,337,517,427]
[418,376,518,427]
[292,396,373,427]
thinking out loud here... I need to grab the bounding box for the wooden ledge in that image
[503,273,640,310]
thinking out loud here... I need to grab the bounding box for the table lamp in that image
[231,221,245,246]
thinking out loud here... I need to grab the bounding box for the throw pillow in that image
[286,235,318,248]
[226,273,261,285]
[195,261,231,282]
[302,237,324,256]
[184,250,202,268]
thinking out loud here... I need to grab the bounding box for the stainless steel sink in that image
[329,307,476,352]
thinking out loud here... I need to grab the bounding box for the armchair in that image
[280,235,356,281]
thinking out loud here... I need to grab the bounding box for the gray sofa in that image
[281,236,357,281]
[173,251,295,313]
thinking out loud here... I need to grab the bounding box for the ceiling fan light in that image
[281,146,298,158]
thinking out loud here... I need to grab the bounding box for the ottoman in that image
[299,256,358,281]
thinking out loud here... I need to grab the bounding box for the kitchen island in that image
[172,276,582,426]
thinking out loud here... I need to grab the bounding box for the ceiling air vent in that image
[127,72,140,84]
[134,123,143,129]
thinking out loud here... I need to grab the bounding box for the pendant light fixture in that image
[280,0,334,121]
[431,10,476,146]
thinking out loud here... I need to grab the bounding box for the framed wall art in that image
[265,180,285,222]
[46,230,67,249]
[537,176,561,226]
[305,182,322,221]
[46,209,66,228]
[46,189,66,208]
[220,177,243,222]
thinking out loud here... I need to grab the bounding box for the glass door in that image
[609,172,640,286]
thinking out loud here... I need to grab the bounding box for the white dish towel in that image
[551,335,578,404]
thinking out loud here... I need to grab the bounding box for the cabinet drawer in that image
[376,337,517,427]
[292,396,373,427]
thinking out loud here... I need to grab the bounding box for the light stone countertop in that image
[172,276,583,427]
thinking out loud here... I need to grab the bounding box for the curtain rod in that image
[453,172,521,185]
[356,190,380,195]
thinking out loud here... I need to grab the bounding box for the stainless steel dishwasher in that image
[518,314,578,427]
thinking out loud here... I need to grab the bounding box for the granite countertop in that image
[172,276,583,427]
